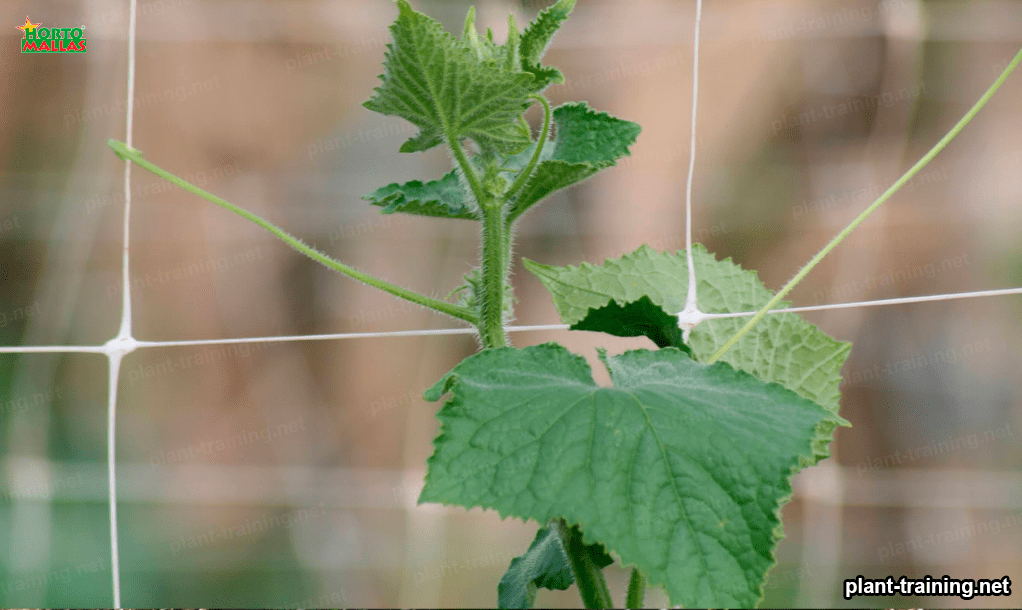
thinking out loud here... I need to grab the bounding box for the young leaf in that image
[508,103,641,221]
[519,0,577,90]
[462,7,518,70]
[498,521,612,609]
[524,244,852,459]
[421,343,840,608]
[363,170,477,220]
[364,0,535,155]
[448,267,515,319]
[505,14,521,73]
[461,6,484,58]
[549,101,640,165]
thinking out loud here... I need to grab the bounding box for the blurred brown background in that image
[1,0,1021,607]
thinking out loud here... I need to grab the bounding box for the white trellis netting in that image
[2,0,1022,606]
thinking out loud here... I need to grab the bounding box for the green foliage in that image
[498,521,613,609]
[422,343,837,608]
[361,102,639,224]
[460,0,575,92]
[359,3,848,606]
[363,0,535,155]
[519,0,577,89]
[363,170,477,220]
[524,244,851,427]
[508,103,641,221]
[362,1,636,228]
[449,267,515,321]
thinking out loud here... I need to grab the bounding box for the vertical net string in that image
[108,0,139,606]
[679,0,704,341]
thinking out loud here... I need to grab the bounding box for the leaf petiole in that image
[106,139,478,324]
[625,567,646,609]
[706,43,1022,364]
[558,519,614,609]
[505,94,552,203]
[447,132,490,210]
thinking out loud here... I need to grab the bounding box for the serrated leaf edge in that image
[420,342,839,607]
[362,171,479,220]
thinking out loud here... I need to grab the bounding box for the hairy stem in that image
[479,199,508,348]
[107,139,477,324]
[625,568,646,609]
[441,131,510,347]
[558,520,614,610]
[707,42,1022,364]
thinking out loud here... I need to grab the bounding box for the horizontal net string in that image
[0,345,109,354]
[132,324,570,347]
[0,324,565,353]
[695,286,1022,319]
[2,286,1020,354]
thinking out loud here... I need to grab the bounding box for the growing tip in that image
[462,5,483,56]
[107,138,140,160]
[505,14,520,70]
[395,0,415,19]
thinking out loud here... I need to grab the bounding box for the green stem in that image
[479,199,508,348]
[706,43,1022,364]
[441,132,509,347]
[505,95,551,203]
[446,134,490,211]
[625,568,646,609]
[107,139,477,324]
[558,520,613,610]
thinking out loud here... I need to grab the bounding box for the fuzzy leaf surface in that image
[497,521,612,609]
[364,0,535,155]
[422,343,836,608]
[363,170,477,220]
[523,244,852,451]
[509,103,641,220]
[519,0,577,90]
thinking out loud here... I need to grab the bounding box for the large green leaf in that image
[509,103,641,220]
[422,344,839,608]
[363,0,535,155]
[523,244,851,438]
[497,521,612,609]
[362,170,477,220]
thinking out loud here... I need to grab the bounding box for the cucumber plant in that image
[108,0,1022,606]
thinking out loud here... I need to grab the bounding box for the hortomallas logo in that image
[17,16,86,53]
